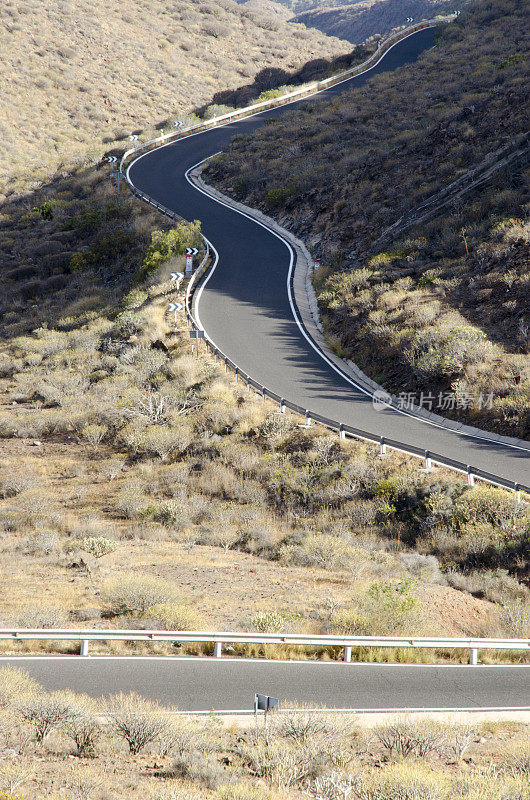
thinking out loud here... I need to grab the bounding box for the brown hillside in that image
[0,0,350,196]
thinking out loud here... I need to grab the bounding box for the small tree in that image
[499,598,530,637]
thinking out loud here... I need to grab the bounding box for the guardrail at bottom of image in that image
[1,631,529,665]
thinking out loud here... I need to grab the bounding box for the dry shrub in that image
[17,690,77,742]
[0,667,40,708]
[499,739,530,775]
[61,694,102,757]
[107,692,173,754]
[101,575,182,615]
[375,717,454,760]
[142,602,205,631]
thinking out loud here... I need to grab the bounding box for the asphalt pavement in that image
[128,28,529,488]
[2,658,529,711]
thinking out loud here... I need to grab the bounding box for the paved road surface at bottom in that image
[1,658,528,711]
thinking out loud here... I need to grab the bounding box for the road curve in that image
[128,28,530,487]
[2,658,529,711]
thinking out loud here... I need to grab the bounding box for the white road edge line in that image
[186,163,530,455]
[1,656,529,667]
[181,707,530,715]
[126,26,530,458]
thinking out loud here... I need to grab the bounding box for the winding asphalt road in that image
[2,658,529,711]
[37,29,527,713]
[128,30,530,485]
[128,27,529,487]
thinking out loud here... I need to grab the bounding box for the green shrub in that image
[137,221,201,282]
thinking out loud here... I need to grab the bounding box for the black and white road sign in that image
[168,301,183,327]
[173,120,184,128]
[186,248,199,256]
[170,272,185,282]
[106,155,118,163]
[406,16,414,22]
[129,134,139,141]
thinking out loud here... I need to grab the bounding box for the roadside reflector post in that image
[424,451,432,470]
[379,437,387,456]
[224,358,228,373]
[305,411,311,426]
[339,424,346,440]
[467,467,475,487]
[214,641,222,658]
[469,648,478,666]
[279,399,286,413]
[344,645,352,663]
[235,368,239,384]
[262,387,266,401]
[80,640,89,657]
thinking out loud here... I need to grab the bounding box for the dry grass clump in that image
[206,0,529,437]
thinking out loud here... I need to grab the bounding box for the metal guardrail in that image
[0,630,528,665]
[119,17,455,174]
[122,20,530,498]
[185,264,529,496]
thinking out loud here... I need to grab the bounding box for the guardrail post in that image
[305,411,311,426]
[214,642,222,658]
[279,399,286,413]
[344,645,352,663]
[379,437,387,456]
[80,640,89,657]
[467,467,475,487]
[424,451,432,470]
[469,648,478,665]
[339,424,346,440]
